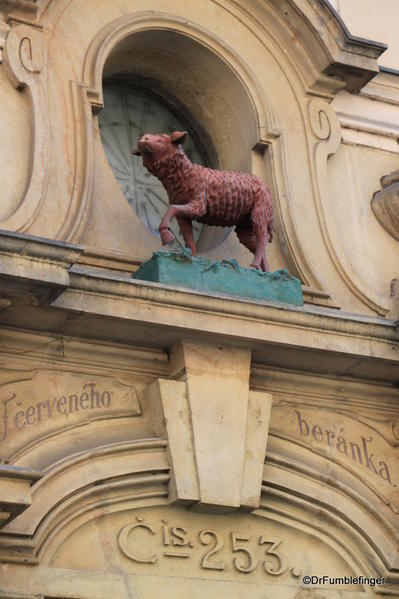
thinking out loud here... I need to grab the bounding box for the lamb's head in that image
[132,131,187,172]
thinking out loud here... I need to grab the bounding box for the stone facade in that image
[0,1,398,597]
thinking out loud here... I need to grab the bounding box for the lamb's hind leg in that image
[251,229,269,271]
[235,224,256,263]
[260,252,269,273]
[250,199,270,272]
[236,223,269,271]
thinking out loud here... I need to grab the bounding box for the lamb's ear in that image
[170,131,188,145]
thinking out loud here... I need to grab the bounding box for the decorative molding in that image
[266,442,397,521]
[251,364,399,412]
[0,326,169,379]
[264,130,323,289]
[332,87,399,153]
[301,285,339,308]
[31,5,342,296]
[361,71,399,107]
[0,369,143,463]
[53,80,94,241]
[0,1,385,311]
[259,473,399,585]
[64,7,317,295]
[230,0,385,96]
[51,265,399,381]
[308,97,391,315]
[268,417,398,516]
[0,464,42,529]
[0,439,168,562]
[0,11,10,63]
[2,24,50,234]
[1,452,397,589]
[45,10,272,247]
[3,227,394,344]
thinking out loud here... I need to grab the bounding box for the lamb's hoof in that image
[160,227,175,245]
[249,262,261,270]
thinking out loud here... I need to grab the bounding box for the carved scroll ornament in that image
[2,23,49,233]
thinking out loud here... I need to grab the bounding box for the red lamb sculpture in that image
[133,131,274,271]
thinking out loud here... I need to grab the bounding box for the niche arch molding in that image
[79,12,286,261]
[72,12,275,245]
[63,10,322,284]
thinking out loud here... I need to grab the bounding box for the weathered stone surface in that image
[372,173,399,241]
[47,505,364,595]
[145,378,200,504]
[133,250,303,306]
[0,464,42,528]
[0,327,397,595]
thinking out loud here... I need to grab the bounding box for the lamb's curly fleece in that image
[150,145,274,255]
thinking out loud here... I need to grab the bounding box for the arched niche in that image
[101,29,259,173]
[95,28,265,257]
[84,22,281,266]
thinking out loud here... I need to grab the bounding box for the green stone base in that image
[133,250,303,306]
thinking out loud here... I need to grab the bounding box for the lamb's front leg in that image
[159,196,206,245]
[176,216,197,255]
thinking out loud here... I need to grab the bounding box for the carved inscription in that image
[295,411,393,486]
[0,382,112,442]
[118,517,289,576]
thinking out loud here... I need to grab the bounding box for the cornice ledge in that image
[48,266,399,383]
[0,230,83,264]
[0,229,83,292]
[279,0,387,93]
[361,71,399,106]
[3,0,46,28]
[65,265,398,344]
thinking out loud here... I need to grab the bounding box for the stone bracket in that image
[144,340,272,512]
